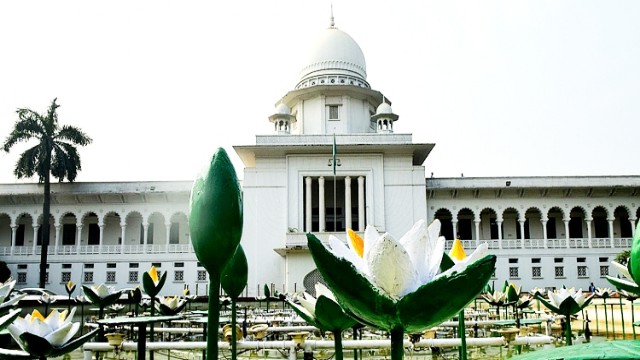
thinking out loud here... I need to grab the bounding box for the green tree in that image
[3,98,92,288]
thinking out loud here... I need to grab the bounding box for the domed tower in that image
[269,103,295,134]
[371,101,399,133]
[277,16,387,135]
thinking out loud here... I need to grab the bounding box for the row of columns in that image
[304,175,366,233]
[452,217,637,250]
[8,222,180,255]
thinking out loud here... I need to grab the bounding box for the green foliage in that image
[616,249,631,266]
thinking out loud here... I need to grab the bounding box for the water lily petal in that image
[328,236,367,275]
[366,233,418,298]
[424,236,445,282]
[398,220,429,282]
[612,261,634,281]
[299,293,317,317]
[363,225,380,260]
[315,283,337,303]
[44,321,76,347]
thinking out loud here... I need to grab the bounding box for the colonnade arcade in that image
[432,204,639,250]
[0,210,190,255]
[303,175,366,233]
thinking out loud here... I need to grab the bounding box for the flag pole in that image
[333,134,337,232]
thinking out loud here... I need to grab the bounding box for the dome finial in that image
[329,3,335,28]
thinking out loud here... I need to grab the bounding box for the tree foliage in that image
[3,98,91,288]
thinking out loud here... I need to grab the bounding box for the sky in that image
[0,1,639,184]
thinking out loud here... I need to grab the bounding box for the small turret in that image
[269,103,296,134]
[371,101,399,133]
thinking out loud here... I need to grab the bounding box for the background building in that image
[0,20,637,296]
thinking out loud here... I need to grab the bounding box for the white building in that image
[0,19,638,296]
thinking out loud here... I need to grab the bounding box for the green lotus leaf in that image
[307,232,398,330]
[314,295,358,333]
[607,276,640,295]
[287,300,321,329]
[630,222,640,283]
[222,245,248,299]
[535,294,560,314]
[264,284,271,298]
[189,147,243,276]
[440,252,454,272]
[49,329,98,358]
[18,332,54,357]
[0,309,20,332]
[398,255,496,333]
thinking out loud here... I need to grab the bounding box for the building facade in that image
[0,20,638,296]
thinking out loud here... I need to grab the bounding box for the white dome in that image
[297,26,368,88]
[274,103,290,115]
[375,102,393,115]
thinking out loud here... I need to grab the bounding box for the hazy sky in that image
[1,1,638,184]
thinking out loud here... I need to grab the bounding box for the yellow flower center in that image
[450,239,467,261]
[347,229,364,258]
[149,266,159,282]
[29,309,45,322]
[67,280,74,289]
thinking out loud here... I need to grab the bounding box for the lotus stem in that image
[603,298,609,338]
[334,330,343,360]
[610,303,616,339]
[619,296,626,339]
[632,301,637,340]
[390,328,404,360]
[565,312,572,345]
[207,277,221,360]
[150,296,156,360]
[458,311,467,360]
[231,298,237,360]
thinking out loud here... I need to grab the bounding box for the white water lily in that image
[89,284,116,298]
[594,287,615,298]
[547,287,589,309]
[8,308,79,348]
[159,296,187,310]
[297,283,338,318]
[328,219,487,299]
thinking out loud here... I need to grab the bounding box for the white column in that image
[165,223,171,253]
[586,219,593,248]
[451,221,458,240]
[305,177,313,232]
[608,218,615,248]
[120,223,126,254]
[10,226,17,256]
[564,220,570,248]
[519,220,526,249]
[98,224,105,253]
[318,176,326,232]
[76,225,83,254]
[344,176,352,230]
[142,223,149,254]
[631,218,638,238]
[496,220,503,249]
[54,225,61,255]
[358,176,365,231]
[32,225,39,255]
[474,220,480,246]
[541,220,548,248]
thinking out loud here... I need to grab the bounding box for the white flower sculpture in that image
[8,308,97,357]
[156,296,188,315]
[307,219,496,334]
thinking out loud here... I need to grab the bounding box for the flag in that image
[332,134,337,176]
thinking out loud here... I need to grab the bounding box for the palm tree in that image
[3,98,92,288]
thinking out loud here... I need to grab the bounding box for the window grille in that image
[532,267,542,278]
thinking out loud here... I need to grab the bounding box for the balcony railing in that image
[4,243,194,256]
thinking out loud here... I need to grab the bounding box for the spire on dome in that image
[329,4,335,28]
